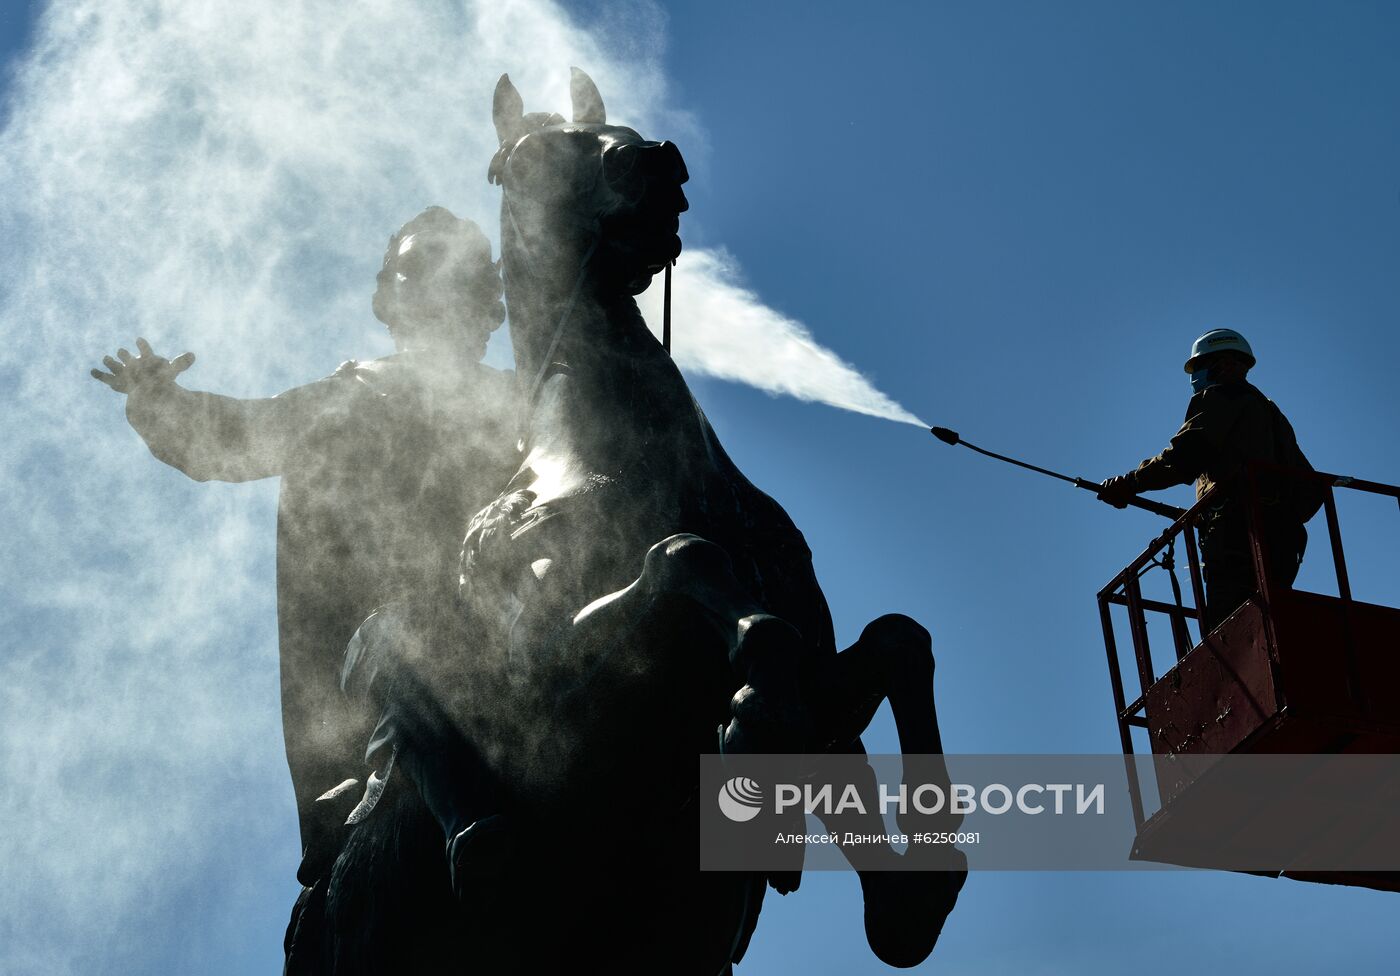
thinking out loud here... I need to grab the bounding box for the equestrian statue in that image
[286,69,966,975]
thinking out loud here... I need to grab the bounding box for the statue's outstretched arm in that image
[92,337,342,483]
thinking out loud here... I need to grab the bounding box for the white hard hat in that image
[1184,328,1255,373]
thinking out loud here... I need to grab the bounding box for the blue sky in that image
[2,1,1398,973]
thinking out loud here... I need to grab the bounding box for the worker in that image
[1098,329,1321,633]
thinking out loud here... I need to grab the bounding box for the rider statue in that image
[91,208,519,885]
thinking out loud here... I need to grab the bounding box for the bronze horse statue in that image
[286,69,964,975]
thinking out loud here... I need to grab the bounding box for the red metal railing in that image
[1098,463,1400,828]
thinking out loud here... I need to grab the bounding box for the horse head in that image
[488,68,688,302]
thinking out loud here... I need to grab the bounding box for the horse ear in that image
[570,67,606,124]
[493,74,525,145]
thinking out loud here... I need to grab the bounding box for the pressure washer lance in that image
[928,426,1187,521]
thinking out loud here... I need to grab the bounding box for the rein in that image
[663,259,672,354]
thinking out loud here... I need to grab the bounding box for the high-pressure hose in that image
[928,426,1186,521]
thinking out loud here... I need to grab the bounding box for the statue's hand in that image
[90,337,195,394]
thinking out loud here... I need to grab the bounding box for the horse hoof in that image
[448,814,515,905]
[859,863,967,968]
[767,869,802,895]
[723,615,809,753]
[721,685,806,755]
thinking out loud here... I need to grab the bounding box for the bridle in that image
[499,150,676,435]
[501,188,598,431]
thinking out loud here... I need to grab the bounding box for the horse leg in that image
[813,614,958,830]
[568,533,809,896]
[572,533,809,757]
[810,613,966,969]
[452,533,797,974]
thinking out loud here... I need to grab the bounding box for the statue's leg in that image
[282,878,327,975]
[810,614,966,969]
[340,606,507,903]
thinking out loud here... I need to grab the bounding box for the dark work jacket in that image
[1130,379,1316,524]
[124,354,518,870]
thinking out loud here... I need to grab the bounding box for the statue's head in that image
[372,207,505,359]
[489,69,688,297]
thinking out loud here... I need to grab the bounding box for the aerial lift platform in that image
[1099,463,1400,891]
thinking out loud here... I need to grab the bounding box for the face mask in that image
[1190,367,1214,393]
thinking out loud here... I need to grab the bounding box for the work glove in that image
[1097,473,1138,509]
